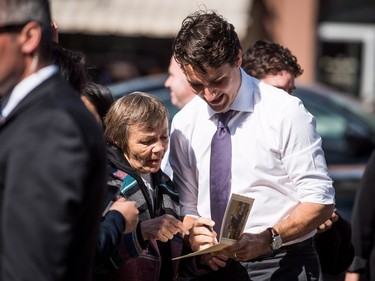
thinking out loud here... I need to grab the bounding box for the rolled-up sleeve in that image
[279,99,335,204]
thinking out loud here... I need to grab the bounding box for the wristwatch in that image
[267,227,282,250]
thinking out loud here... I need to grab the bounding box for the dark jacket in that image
[0,73,107,281]
[94,146,183,281]
[315,210,354,275]
[348,150,375,279]
[96,210,126,267]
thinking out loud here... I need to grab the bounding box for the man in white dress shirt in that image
[168,10,335,280]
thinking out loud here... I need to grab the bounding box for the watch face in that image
[272,235,282,250]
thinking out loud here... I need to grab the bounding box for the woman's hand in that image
[140,214,189,242]
[109,197,139,233]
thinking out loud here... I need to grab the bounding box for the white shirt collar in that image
[1,65,58,117]
[207,68,256,119]
[230,68,257,113]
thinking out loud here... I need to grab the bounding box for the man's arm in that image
[274,202,334,243]
[169,122,199,217]
[221,202,333,261]
[222,99,335,261]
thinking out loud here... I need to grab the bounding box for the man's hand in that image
[317,211,338,234]
[109,197,139,234]
[189,217,218,252]
[140,214,189,242]
[221,230,271,261]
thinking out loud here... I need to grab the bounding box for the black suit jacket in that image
[0,74,107,281]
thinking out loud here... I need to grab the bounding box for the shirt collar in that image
[1,65,59,117]
[230,68,256,112]
[207,68,256,119]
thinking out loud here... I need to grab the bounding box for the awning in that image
[50,0,253,40]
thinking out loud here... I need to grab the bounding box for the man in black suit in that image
[0,1,107,280]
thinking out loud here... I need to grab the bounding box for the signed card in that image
[172,193,254,260]
[220,194,254,245]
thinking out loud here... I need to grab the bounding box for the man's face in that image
[164,57,194,109]
[261,70,296,95]
[0,18,26,98]
[183,55,242,113]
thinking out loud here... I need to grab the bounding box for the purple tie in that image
[210,110,233,234]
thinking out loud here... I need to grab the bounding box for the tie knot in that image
[217,110,233,128]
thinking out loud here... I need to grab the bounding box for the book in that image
[173,193,254,260]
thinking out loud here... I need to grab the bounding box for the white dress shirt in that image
[168,69,335,244]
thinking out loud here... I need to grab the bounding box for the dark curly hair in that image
[242,39,303,79]
[51,42,89,93]
[172,10,241,74]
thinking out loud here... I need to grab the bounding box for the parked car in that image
[294,83,375,165]
[108,74,375,219]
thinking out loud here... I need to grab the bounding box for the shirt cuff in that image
[347,256,367,273]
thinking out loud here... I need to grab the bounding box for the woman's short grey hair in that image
[104,92,168,153]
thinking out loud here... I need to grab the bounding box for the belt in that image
[250,237,315,262]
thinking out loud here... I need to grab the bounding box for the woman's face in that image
[124,117,169,174]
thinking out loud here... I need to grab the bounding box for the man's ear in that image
[19,21,42,55]
[236,50,242,68]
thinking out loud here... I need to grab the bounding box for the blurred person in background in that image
[81,81,115,127]
[51,24,111,121]
[162,55,196,178]
[345,150,375,281]
[94,92,189,281]
[51,17,88,93]
[165,55,196,109]
[51,41,89,93]
[0,0,107,280]
[242,39,303,95]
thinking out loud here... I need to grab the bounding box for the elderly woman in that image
[95,92,188,281]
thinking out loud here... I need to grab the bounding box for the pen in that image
[204,224,218,244]
[197,216,214,232]
[204,224,214,232]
